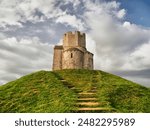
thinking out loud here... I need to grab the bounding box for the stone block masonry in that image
[52,31,94,70]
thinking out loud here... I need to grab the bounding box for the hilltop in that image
[0,69,150,113]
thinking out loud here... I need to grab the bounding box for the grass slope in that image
[0,69,150,113]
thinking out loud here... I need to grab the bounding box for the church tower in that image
[52,31,93,70]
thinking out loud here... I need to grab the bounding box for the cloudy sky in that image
[0,0,150,87]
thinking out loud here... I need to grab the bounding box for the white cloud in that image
[0,5,22,27]
[0,35,53,85]
[82,1,150,72]
[117,9,126,19]
[86,34,96,54]
[56,14,85,30]
[123,41,150,70]
[0,0,62,27]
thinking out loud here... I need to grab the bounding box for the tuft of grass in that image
[0,69,150,113]
[95,71,150,112]
[54,69,150,112]
[0,71,77,113]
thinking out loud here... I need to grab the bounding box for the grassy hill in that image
[0,69,150,113]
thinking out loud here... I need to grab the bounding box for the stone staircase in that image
[73,86,112,112]
[52,72,114,113]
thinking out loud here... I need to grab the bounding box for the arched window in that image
[71,53,73,58]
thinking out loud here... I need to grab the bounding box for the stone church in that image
[52,31,93,70]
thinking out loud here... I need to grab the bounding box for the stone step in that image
[78,95,96,98]
[77,98,98,101]
[76,107,112,111]
[77,107,106,111]
[60,80,66,82]
[76,102,100,106]
[78,92,96,95]
[88,89,97,92]
[70,87,77,90]
[92,87,97,89]
[74,107,116,113]
[78,92,96,98]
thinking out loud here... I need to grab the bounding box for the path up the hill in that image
[53,72,114,113]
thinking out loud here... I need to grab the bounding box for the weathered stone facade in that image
[52,31,93,70]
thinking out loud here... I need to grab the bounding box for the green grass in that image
[0,69,150,113]
[0,71,77,112]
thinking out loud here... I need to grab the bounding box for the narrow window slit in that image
[71,53,73,58]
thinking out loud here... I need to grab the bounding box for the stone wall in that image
[84,52,93,70]
[52,31,94,70]
[63,31,86,50]
[62,48,84,69]
[52,45,63,70]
